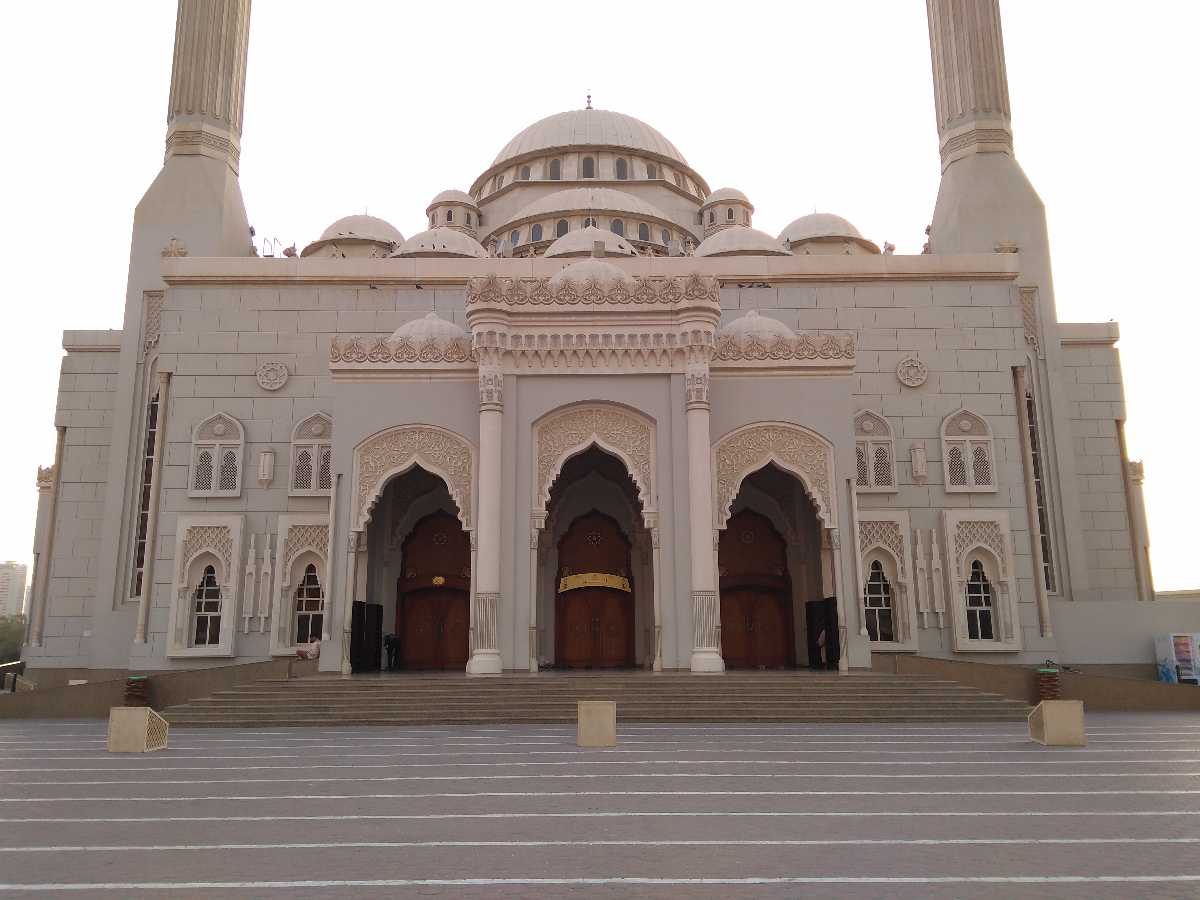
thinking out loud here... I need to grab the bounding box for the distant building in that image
[0,562,27,618]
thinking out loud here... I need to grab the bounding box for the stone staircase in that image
[162,670,1031,727]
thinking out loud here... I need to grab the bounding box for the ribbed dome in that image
[427,190,477,210]
[508,187,668,225]
[718,309,796,342]
[389,311,466,343]
[318,214,404,244]
[549,258,634,290]
[695,227,788,258]
[493,109,688,167]
[390,227,488,259]
[779,212,863,244]
[701,187,752,209]
[545,225,636,258]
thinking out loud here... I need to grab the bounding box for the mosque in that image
[21,0,1196,683]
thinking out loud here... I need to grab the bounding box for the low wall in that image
[890,654,1200,712]
[0,657,319,719]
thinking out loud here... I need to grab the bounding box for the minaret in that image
[924,0,1033,255]
[924,0,1092,603]
[95,0,254,642]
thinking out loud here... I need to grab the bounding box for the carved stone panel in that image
[354,426,475,532]
[713,423,835,529]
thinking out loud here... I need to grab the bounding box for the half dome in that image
[302,214,403,257]
[779,212,878,253]
[718,309,796,342]
[389,311,467,344]
[548,258,635,290]
[695,227,788,257]
[700,187,752,210]
[390,227,488,258]
[427,190,478,211]
[545,225,636,258]
[493,108,688,168]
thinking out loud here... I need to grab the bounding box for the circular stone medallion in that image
[256,361,289,391]
[896,356,928,388]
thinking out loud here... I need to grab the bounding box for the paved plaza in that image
[1,714,1200,898]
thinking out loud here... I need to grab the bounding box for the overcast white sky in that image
[1,2,1197,591]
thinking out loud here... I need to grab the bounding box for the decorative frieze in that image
[466,272,721,309]
[353,425,475,532]
[329,334,474,367]
[713,423,836,530]
[713,330,855,363]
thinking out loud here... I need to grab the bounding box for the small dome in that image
[427,190,478,212]
[390,311,466,344]
[493,108,688,168]
[545,225,636,258]
[390,227,488,259]
[718,309,796,342]
[701,187,752,210]
[780,212,878,253]
[695,227,788,258]
[318,214,404,245]
[549,258,635,290]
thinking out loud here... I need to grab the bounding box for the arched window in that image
[863,560,895,642]
[646,163,657,180]
[674,172,684,188]
[854,411,896,492]
[519,165,531,181]
[582,157,595,178]
[708,210,715,225]
[429,215,435,228]
[466,212,472,226]
[129,383,160,598]
[192,564,222,647]
[445,209,454,223]
[727,207,735,222]
[964,560,995,640]
[510,229,521,246]
[743,210,750,224]
[531,223,543,242]
[294,563,324,645]
[661,228,670,245]
[291,414,332,495]
[549,158,561,180]
[942,410,996,492]
[584,216,597,229]
[611,219,625,237]
[615,158,628,180]
[190,413,244,497]
[556,219,569,237]
[494,174,504,191]
[638,222,650,242]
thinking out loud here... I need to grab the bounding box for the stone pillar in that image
[685,359,723,673]
[166,0,253,174]
[135,370,171,644]
[1126,460,1155,602]
[926,0,1012,171]
[528,525,540,672]
[1014,365,1053,635]
[469,369,504,675]
[339,531,360,675]
[28,428,65,648]
[650,524,663,672]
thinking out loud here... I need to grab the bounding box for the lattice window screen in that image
[855,445,869,487]
[293,449,312,491]
[872,446,894,487]
[218,450,239,492]
[947,445,967,487]
[193,450,213,492]
[318,446,332,491]
[972,445,992,487]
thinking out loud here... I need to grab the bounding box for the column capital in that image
[479,369,504,412]
[685,364,710,411]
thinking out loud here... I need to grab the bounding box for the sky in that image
[1,1,1197,591]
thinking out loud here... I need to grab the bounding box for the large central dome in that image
[492,109,688,168]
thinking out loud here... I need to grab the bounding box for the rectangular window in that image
[129,390,159,598]
[1025,389,1057,592]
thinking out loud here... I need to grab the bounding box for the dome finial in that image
[586,90,592,110]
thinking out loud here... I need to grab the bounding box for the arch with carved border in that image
[532,402,657,530]
[352,424,476,533]
[712,421,837,531]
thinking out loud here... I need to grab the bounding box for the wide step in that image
[163,670,1031,727]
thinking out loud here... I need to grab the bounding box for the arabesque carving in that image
[281,524,328,571]
[466,273,720,308]
[534,405,655,525]
[330,335,474,366]
[714,423,835,529]
[178,525,234,584]
[859,519,906,575]
[714,330,855,362]
[952,519,1008,576]
[354,426,474,532]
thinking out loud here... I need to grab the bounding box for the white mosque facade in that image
[21,0,1196,680]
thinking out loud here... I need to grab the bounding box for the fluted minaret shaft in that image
[165,0,252,174]
[926,0,1013,171]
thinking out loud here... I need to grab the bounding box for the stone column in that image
[926,0,1012,171]
[528,524,540,672]
[339,531,360,675]
[650,523,663,672]
[685,358,723,673]
[166,0,253,174]
[1014,365,1053,635]
[1126,460,1155,602]
[135,371,171,644]
[468,368,504,675]
[28,428,65,648]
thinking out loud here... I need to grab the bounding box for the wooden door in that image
[720,589,752,669]
[441,592,470,669]
[555,512,635,669]
[395,511,471,671]
[398,590,439,670]
[719,509,794,669]
[752,593,791,669]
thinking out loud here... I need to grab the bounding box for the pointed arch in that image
[291,413,333,495]
[941,408,996,492]
[189,412,245,497]
[532,402,656,529]
[853,409,896,492]
[712,421,837,530]
[352,424,476,532]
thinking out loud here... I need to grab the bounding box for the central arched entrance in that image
[538,444,652,669]
[555,511,635,668]
[394,510,470,670]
